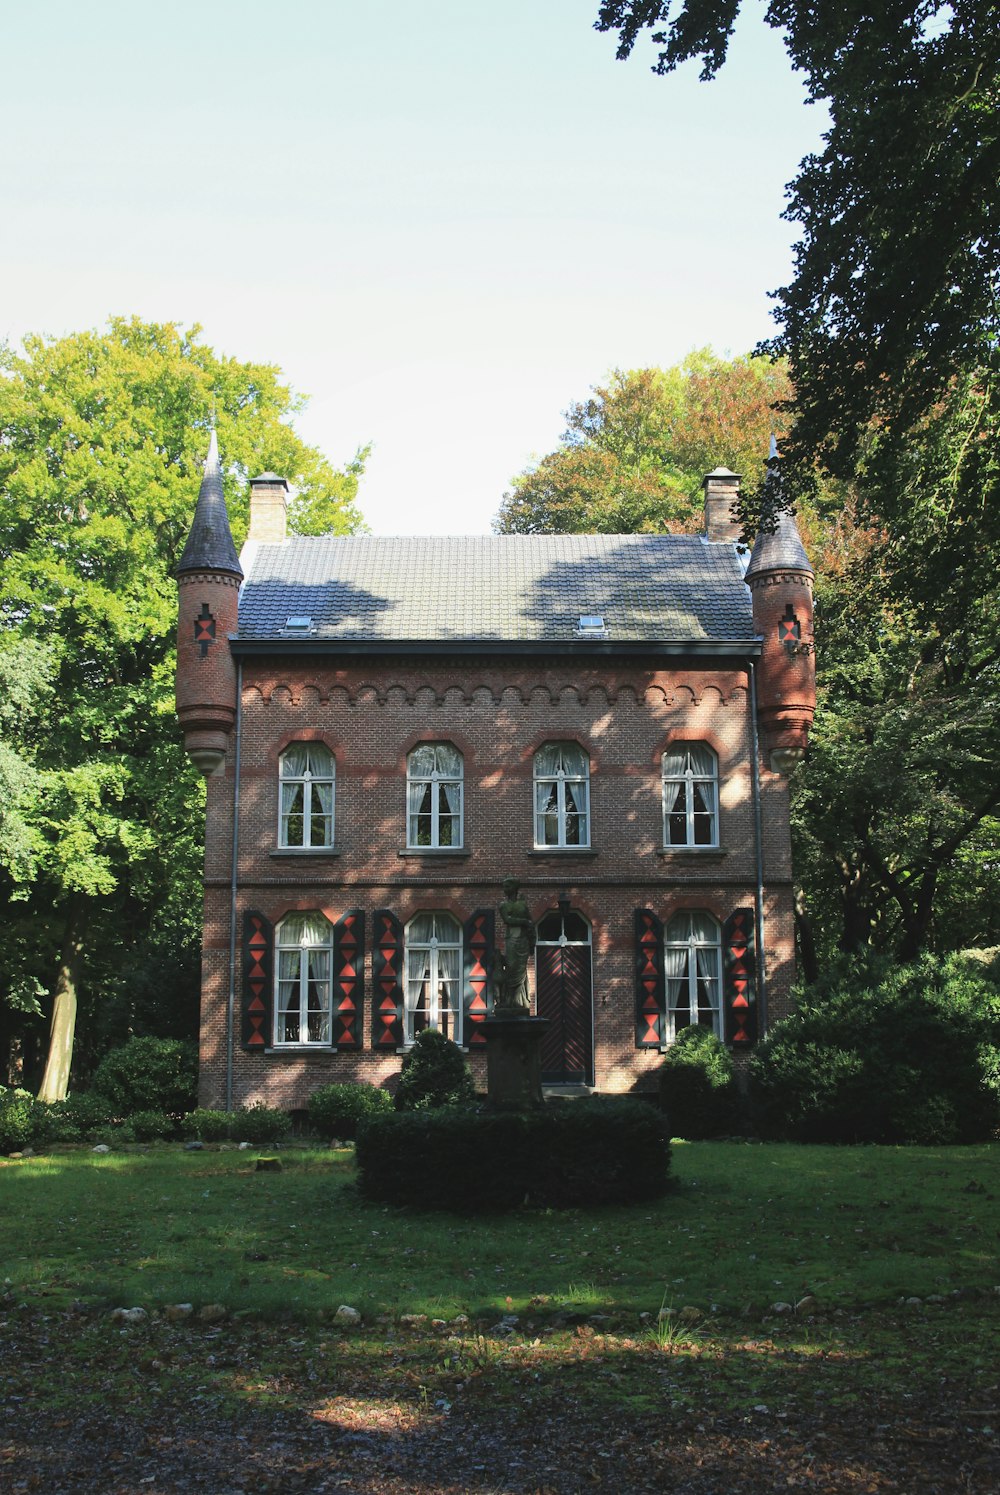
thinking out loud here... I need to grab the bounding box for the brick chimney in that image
[702,467,743,544]
[247,472,289,545]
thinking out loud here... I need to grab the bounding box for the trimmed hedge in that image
[179,1104,291,1144]
[355,1099,671,1211]
[308,1082,393,1139]
[91,1036,197,1116]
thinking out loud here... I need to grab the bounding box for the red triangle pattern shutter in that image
[242,910,273,1050]
[723,908,757,1045]
[333,909,365,1049]
[371,910,404,1048]
[634,908,665,1047]
[463,909,494,1047]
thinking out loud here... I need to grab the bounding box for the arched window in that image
[664,911,722,1040]
[404,912,463,1044]
[662,744,718,847]
[274,913,334,1045]
[279,744,335,848]
[534,742,590,848]
[407,743,463,848]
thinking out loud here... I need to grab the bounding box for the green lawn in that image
[1,1139,996,1319]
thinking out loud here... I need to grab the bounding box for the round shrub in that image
[308,1082,393,1140]
[230,1102,292,1144]
[394,1029,476,1112]
[91,1036,197,1116]
[45,1092,116,1141]
[750,953,1000,1143]
[180,1108,234,1142]
[0,1088,42,1152]
[356,1099,671,1211]
[658,1026,743,1139]
[129,1109,176,1142]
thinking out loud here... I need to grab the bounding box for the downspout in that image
[225,659,244,1113]
[748,661,768,1033]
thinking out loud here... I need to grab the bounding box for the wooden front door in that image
[535,908,593,1085]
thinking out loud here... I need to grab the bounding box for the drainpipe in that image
[225,660,243,1112]
[748,661,768,1033]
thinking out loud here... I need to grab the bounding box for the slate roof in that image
[745,508,813,580]
[236,533,757,647]
[176,433,243,579]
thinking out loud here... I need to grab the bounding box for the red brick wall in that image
[196,654,797,1108]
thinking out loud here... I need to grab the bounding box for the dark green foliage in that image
[658,1026,742,1139]
[356,1099,671,1211]
[44,1092,116,1141]
[128,1109,177,1142]
[308,1082,394,1140]
[750,954,1000,1143]
[394,1029,476,1112]
[90,1036,197,1116]
[0,1088,41,1152]
[230,1103,292,1145]
[180,1108,235,1142]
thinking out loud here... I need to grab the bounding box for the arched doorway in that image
[535,904,593,1086]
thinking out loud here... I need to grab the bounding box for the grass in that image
[1,1139,997,1320]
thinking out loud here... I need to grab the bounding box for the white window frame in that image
[274,913,334,1047]
[662,743,719,848]
[533,742,590,848]
[404,912,463,1045]
[664,911,723,1041]
[278,744,335,849]
[406,743,464,849]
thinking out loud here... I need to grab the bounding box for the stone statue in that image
[496,875,535,1014]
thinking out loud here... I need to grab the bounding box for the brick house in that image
[175,436,815,1110]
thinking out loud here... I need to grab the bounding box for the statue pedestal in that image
[482,1014,550,1111]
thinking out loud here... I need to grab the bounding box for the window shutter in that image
[463,909,494,1047]
[242,910,273,1051]
[635,908,665,1047]
[723,908,757,1045]
[333,909,365,1049]
[372,910,404,1049]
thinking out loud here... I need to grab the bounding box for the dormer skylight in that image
[284,615,314,635]
[576,614,608,637]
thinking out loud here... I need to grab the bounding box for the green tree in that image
[495,351,792,533]
[0,317,367,1097]
[595,3,1000,490]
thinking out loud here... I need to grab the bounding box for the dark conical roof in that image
[745,505,813,579]
[176,431,243,579]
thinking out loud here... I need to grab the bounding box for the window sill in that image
[264,1046,337,1057]
[270,847,341,858]
[398,848,471,858]
[527,847,598,858]
[656,847,726,860]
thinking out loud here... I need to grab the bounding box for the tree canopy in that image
[495,351,792,534]
[0,318,368,1095]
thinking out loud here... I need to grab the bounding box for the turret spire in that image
[176,432,243,579]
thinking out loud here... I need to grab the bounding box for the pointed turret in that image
[747,444,815,773]
[175,434,242,776]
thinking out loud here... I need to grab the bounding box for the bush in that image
[356,1099,671,1211]
[45,1092,116,1141]
[91,1036,197,1116]
[658,1027,743,1139]
[308,1082,394,1140]
[750,953,1000,1144]
[230,1103,292,1144]
[0,1088,41,1152]
[394,1029,476,1112]
[129,1109,176,1142]
[180,1108,234,1142]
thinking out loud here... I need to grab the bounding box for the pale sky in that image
[3,0,825,535]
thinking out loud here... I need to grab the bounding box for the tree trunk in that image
[794,887,820,985]
[37,895,88,1103]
